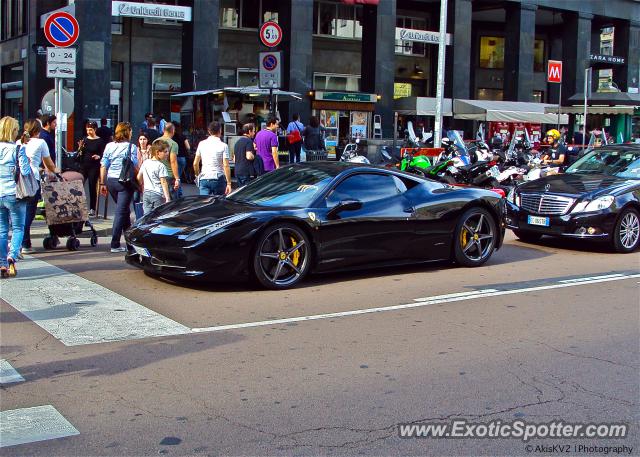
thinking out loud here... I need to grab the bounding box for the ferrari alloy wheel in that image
[612,208,640,253]
[454,207,496,267]
[253,223,312,289]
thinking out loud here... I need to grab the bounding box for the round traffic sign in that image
[44,12,80,48]
[41,88,74,115]
[262,54,278,71]
[259,21,282,47]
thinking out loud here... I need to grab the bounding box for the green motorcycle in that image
[399,148,432,176]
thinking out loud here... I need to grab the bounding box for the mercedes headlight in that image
[183,214,249,241]
[571,196,614,214]
[507,188,520,206]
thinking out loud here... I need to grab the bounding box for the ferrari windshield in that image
[565,148,640,179]
[226,164,340,207]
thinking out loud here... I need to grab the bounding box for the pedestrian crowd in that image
[0,111,323,268]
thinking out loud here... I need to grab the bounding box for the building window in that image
[237,68,259,86]
[479,36,504,69]
[220,0,280,29]
[1,0,28,41]
[600,27,614,56]
[313,73,360,91]
[477,88,503,101]
[533,40,544,72]
[395,16,428,56]
[532,90,543,103]
[313,1,363,39]
[152,65,181,115]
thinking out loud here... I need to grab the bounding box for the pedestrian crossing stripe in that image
[0,360,24,384]
[0,405,79,448]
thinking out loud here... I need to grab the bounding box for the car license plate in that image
[132,245,150,257]
[527,216,549,226]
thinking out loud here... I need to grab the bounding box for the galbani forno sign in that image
[112,1,192,21]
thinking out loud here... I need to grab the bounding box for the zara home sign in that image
[111,1,192,21]
[395,28,452,45]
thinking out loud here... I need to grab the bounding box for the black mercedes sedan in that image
[506,144,640,252]
[125,162,505,289]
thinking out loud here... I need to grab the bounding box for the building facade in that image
[1,0,639,144]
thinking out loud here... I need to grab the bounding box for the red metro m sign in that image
[547,60,562,83]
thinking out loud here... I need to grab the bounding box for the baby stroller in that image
[40,171,98,251]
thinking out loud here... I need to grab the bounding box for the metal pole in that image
[556,83,562,132]
[393,111,398,153]
[269,87,274,116]
[582,67,590,150]
[55,78,62,170]
[433,0,448,148]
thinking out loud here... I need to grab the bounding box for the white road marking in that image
[0,360,24,384]
[413,289,499,302]
[0,256,191,346]
[192,273,640,334]
[0,405,79,448]
[559,273,624,283]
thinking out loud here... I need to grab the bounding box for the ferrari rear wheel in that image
[453,207,496,267]
[253,223,312,289]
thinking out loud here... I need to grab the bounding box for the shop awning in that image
[544,105,636,115]
[172,86,302,101]
[453,99,569,124]
[567,92,640,106]
[172,89,223,97]
[394,97,453,116]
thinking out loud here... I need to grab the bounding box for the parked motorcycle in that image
[340,139,370,164]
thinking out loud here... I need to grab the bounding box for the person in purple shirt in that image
[254,116,280,172]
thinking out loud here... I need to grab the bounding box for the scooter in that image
[340,139,370,164]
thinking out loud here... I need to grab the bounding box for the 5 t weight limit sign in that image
[260,21,282,47]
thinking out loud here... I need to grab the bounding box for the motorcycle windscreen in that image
[447,130,469,157]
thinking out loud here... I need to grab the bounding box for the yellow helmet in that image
[546,129,561,140]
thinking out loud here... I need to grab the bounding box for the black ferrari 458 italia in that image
[125,162,505,289]
[506,144,640,252]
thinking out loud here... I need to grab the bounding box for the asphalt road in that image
[1,232,638,456]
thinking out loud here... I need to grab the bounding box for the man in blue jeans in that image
[193,121,232,196]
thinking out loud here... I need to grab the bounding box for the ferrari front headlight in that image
[183,214,249,241]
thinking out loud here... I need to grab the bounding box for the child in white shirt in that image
[137,141,171,214]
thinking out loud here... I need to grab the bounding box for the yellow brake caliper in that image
[461,226,468,248]
[290,237,300,266]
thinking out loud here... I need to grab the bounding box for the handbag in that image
[286,122,302,144]
[118,143,138,190]
[14,146,39,200]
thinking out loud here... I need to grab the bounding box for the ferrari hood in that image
[135,196,263,230]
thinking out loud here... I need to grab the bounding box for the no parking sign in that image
[44,11,80,48]
[259,51,281,89]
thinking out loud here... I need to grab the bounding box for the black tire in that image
[52,236,60,248]
[611,207,640,253]
[252,223,312,289]
[512,229,543,243]
[66,237,80,251]
[453,207,497,267]
[90,234,98,247]
[43,236,53,250]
